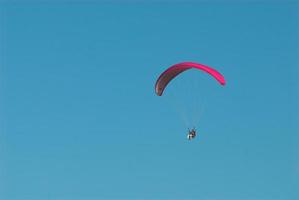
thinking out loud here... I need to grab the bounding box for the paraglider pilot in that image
[187,128,196,140]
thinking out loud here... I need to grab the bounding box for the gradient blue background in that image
[1,1,299,199]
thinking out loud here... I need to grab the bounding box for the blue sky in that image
[1,1,299,200]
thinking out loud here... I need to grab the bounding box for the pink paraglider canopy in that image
[155,62,226,96]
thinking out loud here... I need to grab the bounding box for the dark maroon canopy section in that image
[155,62,226,96]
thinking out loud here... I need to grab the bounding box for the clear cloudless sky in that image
[0,1,299,200]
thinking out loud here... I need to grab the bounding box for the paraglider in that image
[155,62,226,140]
[155,62,225,96]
